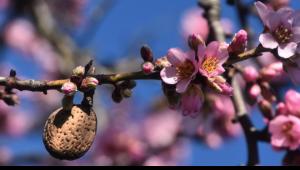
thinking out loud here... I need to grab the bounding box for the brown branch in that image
[0,70,160,93]
[231,75,259,166]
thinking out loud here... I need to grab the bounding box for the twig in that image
[231,75,259,166]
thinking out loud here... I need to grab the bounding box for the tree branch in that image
[231,74,259,166]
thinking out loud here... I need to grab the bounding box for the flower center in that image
[273,25,293,44]
[202,56,218,74]
[282,121,293,134]
[176,60,195,79]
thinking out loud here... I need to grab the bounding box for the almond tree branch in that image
[231,74,259,166]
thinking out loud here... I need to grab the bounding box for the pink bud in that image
[261,62,284,80]
[243,66,259,82]
[61,82,77,96]
[249,84,261,100]
[276,102,287,116]
[187,34,205,51]
[142,62,155,74]
[81,77,99,89]
[228,29,248,54]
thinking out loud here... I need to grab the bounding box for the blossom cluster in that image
[158,30,248,117]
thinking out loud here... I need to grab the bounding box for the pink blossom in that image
[181,7,209,40]
[213,95,234,117]
[269,115,300,150]
[4,19,36,54]
[255,1,300,58]
[228,29,248,55]
[243,66,259,82]
[285,89,300,116]
[143,110,181,148]
[204,131,223,149]
[198,41,229,78]
[179,84,204,118]
[160,48,198,93]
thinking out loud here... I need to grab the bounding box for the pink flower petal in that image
[160,67,179,85]
[278,42,297,59]
[269,115,289,133]
[176,78,192,93]
[292,27,300,43]
[204,41,220,58]
[255,1,273,27]
[167,48,187,66]
[271,136,286,148]
[197,44,206,62]
[217,47,229,65]
[259,33,279,49]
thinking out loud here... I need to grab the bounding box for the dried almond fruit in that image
[43,105,97,160]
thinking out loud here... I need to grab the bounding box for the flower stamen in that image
[273,25,293,44]
[176,60,195,79]
[202,56,218,74]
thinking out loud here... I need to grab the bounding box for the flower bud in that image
[243,66,259,82]
[81,77,99,89]
[140,45,153,62]
[142,62,155,74]
[61,82,77,96]
[228,29,247,54]
[112,88,123,103]
[276,102,287,116]
[187,34,205,51]
[72,66,85,77]
[260,62,284,81]
[248,84,261,100]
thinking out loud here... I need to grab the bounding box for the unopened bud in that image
[188,34,205,51]
[276,102,287,116]
[228,29,247,54]
[112,89,123,103]
[260,62,284,81]
[260,81,277,102]
[248,84,261,100]
[140,45,153,62]
[72,66,85,77]
[122,89,132,98]
[258,99,273,120]
[81,77,99,89]
[142,62,155,74]
[243,66,259,82]
[61,82,77,96]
